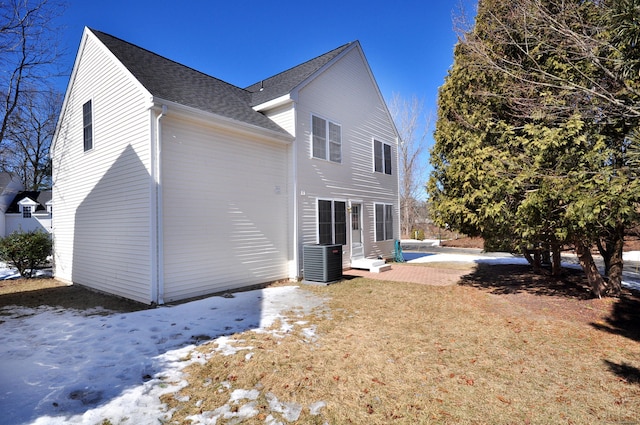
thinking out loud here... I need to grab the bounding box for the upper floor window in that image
[374,140,392,175]
[83,100,93,151]
[22,206,32,218]
[312,115,341,163]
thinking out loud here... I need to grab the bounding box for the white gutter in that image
[252,94,292,112]
[152,104,167,305]
[153,97,293,146]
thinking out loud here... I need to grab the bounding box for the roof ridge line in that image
[88,27,250,94]
[245,41,356,89]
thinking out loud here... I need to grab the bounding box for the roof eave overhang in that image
[252,94,293,112]
[151,97,294,145]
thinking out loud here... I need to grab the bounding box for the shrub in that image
[411,228,425,240]
[0,230,52,278]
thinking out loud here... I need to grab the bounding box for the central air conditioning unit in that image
[303,244,343,283]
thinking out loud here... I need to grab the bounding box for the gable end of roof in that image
[245,42,356,106]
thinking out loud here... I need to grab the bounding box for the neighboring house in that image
[51,27,399,304]
[4,190,53,235]
[0,173,23,237]
[0,173,51,237]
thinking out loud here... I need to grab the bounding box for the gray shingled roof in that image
[245,42,354,106]
[90,29,353,135]
[6,190,51,213]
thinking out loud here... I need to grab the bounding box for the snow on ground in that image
[407,252,529,265]
[0,282,326,425]
[623,251,640,262]
[1,252,639,425]
[401,238,441,246]
[0,261,52,280]
[406,252,640,292]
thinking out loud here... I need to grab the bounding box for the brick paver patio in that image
[342,262,473,286]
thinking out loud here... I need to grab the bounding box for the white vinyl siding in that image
[161,115,289,302]
[5,211,52,234]
[262,103,295,136]
[295,45,399,268]
[51,31,153,303]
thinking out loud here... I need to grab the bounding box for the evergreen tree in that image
[430,0,640,297]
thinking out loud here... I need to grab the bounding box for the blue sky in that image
[54,0,477,121]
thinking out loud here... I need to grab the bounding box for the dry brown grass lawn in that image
[162,266,640,424]
[0,278,146,313]
[2,265,639,424]
[0,277,66,295]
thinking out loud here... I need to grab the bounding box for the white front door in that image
[350,203,364,260]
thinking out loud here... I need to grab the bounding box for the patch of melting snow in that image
[186,388,322,425]
[407,253,640,292]
[266,392,303,422]
[309,400,327,415]
[184,325,326,425]
[0,285,326,425]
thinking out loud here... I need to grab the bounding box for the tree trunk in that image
[522,247,541,273]
[574,239,607,298]
[522,247,534,267]
[596,224,625,297]
[596,237,613,277]
[605,224,625,296]
[541,243,551,265]
[551,242,562,277]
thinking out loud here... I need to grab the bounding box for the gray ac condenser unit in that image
[303,244,343,283]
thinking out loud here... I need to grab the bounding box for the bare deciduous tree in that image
[0,0,66,167]
[458,0,640,122]
[4,88,61,189]
[389,93,432,238]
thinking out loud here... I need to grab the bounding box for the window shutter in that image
[375,203,384,241]
[384,143,392,175]
[318,200,332,244]
[329,122,341,163]
[385,204,393,239]
[334,201,346,245]
[374,140,383,172]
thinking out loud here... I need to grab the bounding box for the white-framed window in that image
[83,100,93,151]
[318,199,347,245]
[312,114,341,163]
[22,206,32,218]
[374,139,392,175]
[375,203,394,241]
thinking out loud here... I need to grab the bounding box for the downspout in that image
[395,136,401,244]
[292,103,300,279]
[154,105,167,305]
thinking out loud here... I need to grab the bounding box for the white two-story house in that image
[0,173,52,237]
[51,28,399,304]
